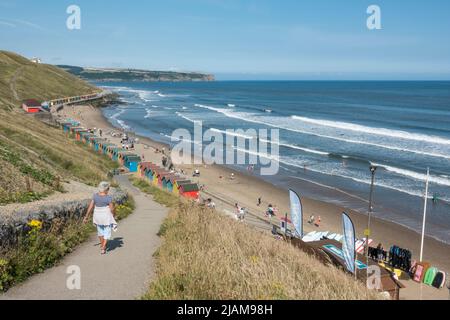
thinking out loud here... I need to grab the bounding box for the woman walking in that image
[84,182,117,255]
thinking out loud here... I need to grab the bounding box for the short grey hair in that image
[99,181,110,193]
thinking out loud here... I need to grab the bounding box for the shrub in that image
[0,198,135,292]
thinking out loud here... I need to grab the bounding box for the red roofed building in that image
[22,99,42,113]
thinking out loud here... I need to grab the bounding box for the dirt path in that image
[9,66,23,101]
[0,174,168,300]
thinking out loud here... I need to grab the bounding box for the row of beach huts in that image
[57,119,200,201]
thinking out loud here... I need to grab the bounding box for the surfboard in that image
[423,267,438,285]
[432,271,446,289]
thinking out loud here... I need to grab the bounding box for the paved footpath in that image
[0,175,168,300]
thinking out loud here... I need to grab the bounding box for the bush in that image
[0,198,135,292]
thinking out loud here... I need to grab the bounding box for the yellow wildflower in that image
[28,220,43,230]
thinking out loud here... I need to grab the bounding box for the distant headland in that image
[57,65,215,83]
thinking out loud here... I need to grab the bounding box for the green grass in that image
[0,50,117,203]
[143,203,380,300]
[130,176,179,208]
[0,50,96,108]
[0,198,135,292]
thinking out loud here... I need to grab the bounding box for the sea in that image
[99,81,450,245]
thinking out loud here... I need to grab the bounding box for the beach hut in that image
[138,162,154,178]
[22,99,42,113]
[70,127,84,138]
[60,122,75,133]
[101,143,115,156]
[112,148,127,162]
[157,171,172,188]
[63,123,78,134]
[161,174,177,192]
[94,138,107,152]
[106,146,118,159]
[89,136,99,149]
[118,151,135,166]
[173,180,192,195]
[179,183,200,200]
[79,131,93,143]
[124,155,142,172]
[145,164,160,183]
[83,134,94,145]
[75,130,89,142]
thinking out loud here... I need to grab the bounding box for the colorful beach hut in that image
[179,183,200,200]
[138,162,154,178]
[83,134,94,145]
[101,143,115,156]
[162,174,178,192]
[124,155,142,172]
[106,146,118,159]
[22,99,42,113]
[118,151,135,166]
[173,180,192,195]
[112,148,127,162]
[145,164,160,183]
[75,129,89,142]
[155,171,171,188]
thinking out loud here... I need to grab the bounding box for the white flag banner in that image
[342,212,356,274]
[289,190,303,238]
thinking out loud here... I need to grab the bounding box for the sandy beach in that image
[55,104,450,300]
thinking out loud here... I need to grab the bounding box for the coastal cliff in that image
[58,65,215,83]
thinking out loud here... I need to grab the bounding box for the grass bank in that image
[130,177,179,208]
[0,198,135,292]
[128,177,379,300]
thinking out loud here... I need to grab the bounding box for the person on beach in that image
[237,207,246,221]
[376,243,385,262]
[308,215,315,224]
[315,216,322,228]
[257,197,262,207]
[266,204,275,217]
[83,182,117,255]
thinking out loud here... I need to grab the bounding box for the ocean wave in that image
[279,158,447,200]
[176,112,201,124]
[291,115,450,146]
[372,163,450,187]
[210,128,255,140]
[116,119,131,130]
[144,108,153,119]
[231,146,449,201]
[193,104,450,160]
[161,133,202,146]
[261,139,330,156]
[110,109,125,120]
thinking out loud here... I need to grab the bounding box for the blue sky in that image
[1,0,450,80]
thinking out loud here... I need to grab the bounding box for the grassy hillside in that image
[0,51,115,205]
[0,51,96,109]
[131,178,379,300]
